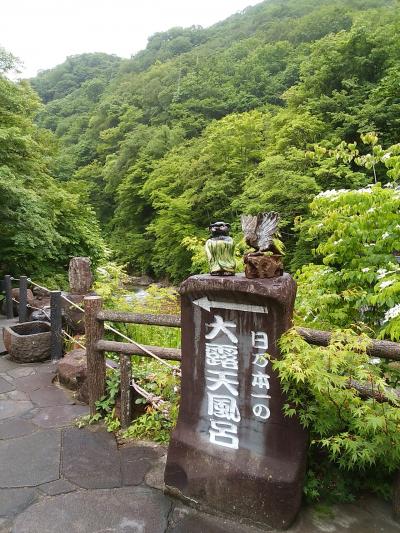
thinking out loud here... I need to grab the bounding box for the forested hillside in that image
[0,49,104,282]
[30,0,399,282]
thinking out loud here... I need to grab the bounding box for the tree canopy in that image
[26,0,399,283]
[0,53,104,280]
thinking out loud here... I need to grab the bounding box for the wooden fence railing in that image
[84,295,181,428]
[83,294,400,428]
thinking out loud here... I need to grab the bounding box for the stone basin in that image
[3,321,51,363]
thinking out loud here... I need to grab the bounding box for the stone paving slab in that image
[0,429,61,487]
[0,374,13,385]
[29,385,75,407]
[31,404,88,428]
[0,400,33,421]
[0,377,14,394]
[0,418,38,440]
[62,426,122,489]
[6,367,35,379]
[289,498,400,533]
[12,487,172,533]
[37,479,77,496]
[120,444,160,486]
[0,488,37,519]
[0,390,29,402]
[13,372,54,393]
[0,358,19,373]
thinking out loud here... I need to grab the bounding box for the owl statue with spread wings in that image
[241,212,284,278]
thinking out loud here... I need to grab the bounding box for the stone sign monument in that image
[165,273,307,529]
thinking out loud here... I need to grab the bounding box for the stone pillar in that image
[164,273,307,530]
[68,257,93,294]
[63,257,94,334]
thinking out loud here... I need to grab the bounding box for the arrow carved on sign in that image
[193,296,268,314]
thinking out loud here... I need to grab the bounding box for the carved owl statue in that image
[241,212,282,254]
[205,221,236,276]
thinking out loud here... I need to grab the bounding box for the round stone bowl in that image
[3,321,51,363]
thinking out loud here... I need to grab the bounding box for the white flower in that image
[367,207,375,213]
[361,268,370,273]
[369,358,381,365]
[377,268,388,279]
[382,152,391,161]
[381,232,390,239]
[380,280,394,289]
[357,185,373,193]
[383,304,400,323]
[316,189,347,199]
[333,239,343,245]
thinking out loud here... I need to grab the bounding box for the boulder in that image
[3,288,36,316]
[68,257,93,294]
[58,348,88,404]
[11,288,35,306]
[123,274,154,288]
[30,307,51,322]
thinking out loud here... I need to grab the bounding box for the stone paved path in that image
[1,317,400,532]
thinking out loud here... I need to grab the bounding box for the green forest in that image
[2,0,399,282]
[2,0,400,501]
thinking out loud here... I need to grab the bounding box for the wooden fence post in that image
[4,275,13,319]
[19,276,28,323]
[84,296,105,416]
[50,291,63,361]
[120,355,132,429]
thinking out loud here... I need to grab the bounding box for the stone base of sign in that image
[165,273,307,530]
[165,423,306,529]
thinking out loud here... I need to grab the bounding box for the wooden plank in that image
[97,310,181,328]
[97,339,181,361]
[85,296,105,416]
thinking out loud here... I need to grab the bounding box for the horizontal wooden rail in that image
[297,327,400,361]
[96,339,181,361]
[95,312,400,361]
[97,310,181,328]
